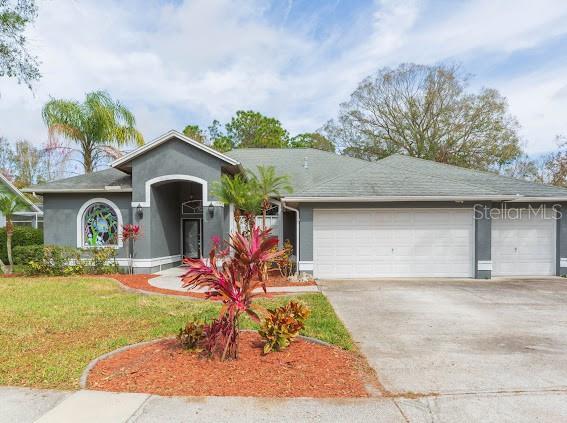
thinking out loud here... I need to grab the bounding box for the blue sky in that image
[2,0,567,155]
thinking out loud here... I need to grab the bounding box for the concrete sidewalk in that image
[150,266,320,294]
[4,387,567,422]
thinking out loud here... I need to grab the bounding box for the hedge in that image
[0,227,43,263]
[13,245,44,265]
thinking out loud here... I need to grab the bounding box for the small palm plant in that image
[247,165,292,229]
[181,225,283,360]
[211,174,262,235]
[0,192,28,273]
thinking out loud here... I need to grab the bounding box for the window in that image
[82,202,119,247]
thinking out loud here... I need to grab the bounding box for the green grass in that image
[0,276,353,389]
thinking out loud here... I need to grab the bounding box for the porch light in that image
[208,203,215,218]
[136,205,143,220]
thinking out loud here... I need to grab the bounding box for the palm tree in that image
[42,91,144,173]
[0,192,27,273]
[211,174,261,234]
[247,166,292,229]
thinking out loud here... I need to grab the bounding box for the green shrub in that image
[0,227,43,262]
[259,301,310,354]
[177,321,205,351]
[25,246,117,276]
[13,245,45,265]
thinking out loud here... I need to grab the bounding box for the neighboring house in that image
[23,130,567,278]
[0,173,43,229]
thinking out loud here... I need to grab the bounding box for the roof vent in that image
[303,157,308,169]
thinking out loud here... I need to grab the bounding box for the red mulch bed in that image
[87,332,374,398]
[110,274,209,299]
[111,272,315,299]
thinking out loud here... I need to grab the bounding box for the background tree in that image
[226,110,289,148]
[182,124,206,143]
[0,191,26,273]
[11,140,43,187]
[0,0,40,89]
[290,132,335,152]
[42,91,144,173]
[324,63,522,171]
[543,136,567,187]
[247,165,292,229]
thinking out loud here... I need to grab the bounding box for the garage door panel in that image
[491,213,555,276]
[313,209,473,279]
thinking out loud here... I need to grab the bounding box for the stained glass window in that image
[82,203,119,247]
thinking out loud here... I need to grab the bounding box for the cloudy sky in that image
[2,0,567,155]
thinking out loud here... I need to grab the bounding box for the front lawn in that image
[0,276,353,390]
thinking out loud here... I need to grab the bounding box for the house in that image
[23,130,567,279]
[0,173,43,229]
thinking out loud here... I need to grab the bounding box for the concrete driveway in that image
[320,277,567,421]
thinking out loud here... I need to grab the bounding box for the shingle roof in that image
[286,154,567,199]
[226,148,370,193]
[23,168,132,193]
[24,147,567,200]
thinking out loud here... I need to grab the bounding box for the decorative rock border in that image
[79,331,332,389]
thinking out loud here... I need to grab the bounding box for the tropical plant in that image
[211,174,262,235]
[0,191,27,273]
[42,90,144,173]
[259,301,310,354]
[121,224,142,274]
[247,165,292,229]
[177,321,205,351]
[181,225,283,360]
[271,239,295,278]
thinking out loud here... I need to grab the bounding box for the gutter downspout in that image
[282,201,300,271]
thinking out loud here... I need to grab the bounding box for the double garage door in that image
[313,208,556,279]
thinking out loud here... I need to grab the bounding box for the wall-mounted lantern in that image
[208,203,215,219]
[136,205,144,220]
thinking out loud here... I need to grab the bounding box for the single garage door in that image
[313,209,474,279]
[491,209,556,276]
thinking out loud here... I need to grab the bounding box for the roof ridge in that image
[383,154,567,194]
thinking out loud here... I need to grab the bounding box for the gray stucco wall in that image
[556,203,567,276]
[130,137,229,261]
[43,192,132,258]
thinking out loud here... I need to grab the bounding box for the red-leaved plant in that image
[121,224,142,274]
[181,225,283,360]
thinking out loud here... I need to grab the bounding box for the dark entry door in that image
[182,219,201,259]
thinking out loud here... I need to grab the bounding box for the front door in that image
[182,219,201,259]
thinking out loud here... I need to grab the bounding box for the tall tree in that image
[247,165,292,229]
[11,139,43,187]
[42,91,144,173]
[182,124,206,143]
[0,191,26,273]
[226,110,289,148]
[543,136,567,187]
[290,132,335,152]
[324,63,522,171]
[0,0,40,89]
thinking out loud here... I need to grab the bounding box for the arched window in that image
[78,200,122,247]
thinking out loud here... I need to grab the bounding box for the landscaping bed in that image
[113,273,316,299]
[0,277,352,389]
[87,331,372,398]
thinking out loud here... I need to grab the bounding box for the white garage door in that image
[313,209,474,279]
[491,209,556,276]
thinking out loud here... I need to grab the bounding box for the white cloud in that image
[1,0,567,157]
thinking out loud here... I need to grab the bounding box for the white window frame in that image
[77,198,123,248]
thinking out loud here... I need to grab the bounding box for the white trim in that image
[76,198,124,248]
[283,195,535,203]
[477,260,493,271]
[22,188,132,194]
[133,174,210,208]
[506,197,567,202]
[0,173,43,213]
[229,203,235,234]
[282,202,300,269]
[111,130,240,168]
[298,261,313,271]
[116,254,182,268]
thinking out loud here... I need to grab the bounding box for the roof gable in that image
[0,173,42,213]
[112,130,240,171]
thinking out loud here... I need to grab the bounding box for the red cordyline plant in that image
[121,224,142,274]
[181,225,283,360]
